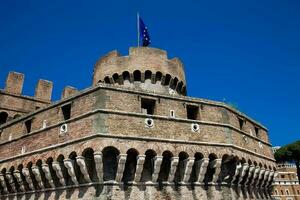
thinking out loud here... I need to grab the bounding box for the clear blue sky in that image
[0,0,299,146]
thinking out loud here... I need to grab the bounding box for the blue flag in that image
[139,17,151,46]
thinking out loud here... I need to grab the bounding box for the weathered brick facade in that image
[0,47,276,199]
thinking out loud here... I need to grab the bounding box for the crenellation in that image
[5,72,24,95]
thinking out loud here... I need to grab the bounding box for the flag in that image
[139,16,151,46]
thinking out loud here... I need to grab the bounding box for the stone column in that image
[181,158,195,183]
[76,156,91,183]
[41,163,55,188]
[231,163,242,185]
[244,165,255,185]
[32,165,45,189]
[94,152,103,182]
[13,170,25,192]
[151,156,163,182]
[167,157,179,183]
[64,159,79,185]
[52,161,66,186]
[238,163,249,185]
[209,159,222,184]
[0,173,8,193]
[22,168,35,190]
[134,155,146,182]
[115,154,127,182]
[5,172,16,192]
[194,158,209,184]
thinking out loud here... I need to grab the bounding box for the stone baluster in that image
[181,158,195,183]
[167,157,179,182]
[115,154,127,182]
[94,152,103,182]
[64,159,79,185]
[244,165,255,185]
[52,161,66,186]
[261,170,270,187]
[231,163,242,185]
[41,163,55,188]
[13,170,25,192]
[238,163,249,185]
[5,172,16,193]
[76,156,91,183]
[210,159,222,184]
[250,166,260,186]
[0,173,8,193]
[22,168,35,190]
[134,155,146,182]
[255,168,265,187]
[194,158,209,184]
[32,165,45,189]
[151,156,163,182]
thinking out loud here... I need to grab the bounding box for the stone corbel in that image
[22,168,35,190]
[250,166,260,186]
[115,154,127,182]
[209,159,222,184]
[151,156,163,183]
[244,165,255,185]
[266,170,274,187]
[231,163,242,185]
[52,161,66,186]
[94,152,103,182]
[195,158,209,184]
[13,170,25,192]
[32,165,45,189]
[167,157,179,182]
[255,169,266,187]
[0,173,8,193]
[41,163,55,188]
[181,158,195,183]
[64,159,79,185]
[261,170,270,187]
[238,163,249,185]
[76,156,91,183]
[5,172,16,193]
[134,155,146,182]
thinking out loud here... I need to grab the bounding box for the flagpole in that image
[137,12,140,47]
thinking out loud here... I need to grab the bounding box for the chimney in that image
[5,72,24,95]
[35,79,53,101]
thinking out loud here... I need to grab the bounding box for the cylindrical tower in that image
[93,47,187,95]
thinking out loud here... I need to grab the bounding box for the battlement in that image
[93,47,187,95]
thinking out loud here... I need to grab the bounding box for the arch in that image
[122,71,130,82]
[112,73,119,84]
[155,71,162,82]
[203,153,218,184]
[158,151,173,182]
[13,114,21,119]
[220,154,238,184]
[102,146,120,181]
[122,148,139,182]
[46,157,60,187]
[176,81,183,94]
[104,76,110,84]
[174,151,189,182]
[190,152,204,182]
[170,77,178,90]
[0,112,8,125]
[141,149,157,182]
[82,148,96,182]
[133,70,141,82]
[163,74,171,86]
[145,70,152,81]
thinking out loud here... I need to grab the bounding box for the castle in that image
[0,47,277,199]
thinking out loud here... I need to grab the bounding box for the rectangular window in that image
[62,104,71,120]
[255,126,259,137]
[186,105,199,120]
[238,117,244,130]
[141,98,155,115]
[25,119,32,133]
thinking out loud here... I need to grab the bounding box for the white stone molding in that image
[63,159,79,185]
[151,156,163,182]
[32,165,45,189]
[22,168,35,190]
[195,158,209,184]
[167,157,179,182]
[41,163,55,188]
[52,161,66,186]
[134,155,146,182]
[76,156,91,183]
[181,158,195,183]
[238,163,249,185]
[93,152,103,182]
[115,154,127,182]
[210,159,222,184]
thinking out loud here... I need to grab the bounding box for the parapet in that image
[93,47,187,95]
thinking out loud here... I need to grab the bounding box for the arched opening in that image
[190,152,204,182]
[26,162,39,190]
[220,155,238,184]
[163,74,171,86]
[122,71,130,82]
[34,159,48,189]
[0,112,8,125]
[176,81,183,94]
[140,149,157,182]
[156,72,162,82]
[82,148,96,182]
[104,76,110,84]
[112,73,119,84]
[174,151,189,183]
[145,70,152,81]
[13,114,21,119]
[46,157,60,187]
[170,77,178,90]
[203,153,218,184]
[122,148,139,183]
[102,146,120,181]
[133,70,141,82]
[67,152,80,185]
[158,151,173,182]
[56,155,69,186]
